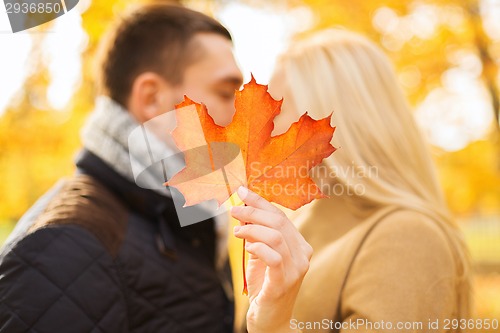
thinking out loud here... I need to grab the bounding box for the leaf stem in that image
[242,203,248,296]
[242,235,248,295]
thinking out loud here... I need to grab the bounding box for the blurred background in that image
[0,0,499,320]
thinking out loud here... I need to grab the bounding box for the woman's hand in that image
[231,186,312,333]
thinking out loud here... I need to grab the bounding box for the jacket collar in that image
[75,148,172,222]
[75,149,217,263]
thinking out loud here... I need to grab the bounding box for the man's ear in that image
[127,72,177,124]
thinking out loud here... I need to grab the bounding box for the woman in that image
[232,29,471,332]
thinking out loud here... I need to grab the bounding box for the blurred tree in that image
[288,0,499,126]
[0,0,148,221]
[462,0,499,128]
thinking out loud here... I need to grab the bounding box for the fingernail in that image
[237,186,248,200]
[231,206,241,214]
[233,226,241,233]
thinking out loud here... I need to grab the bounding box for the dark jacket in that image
[0,150,234,333]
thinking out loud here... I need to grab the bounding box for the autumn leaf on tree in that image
[165,76,336,211]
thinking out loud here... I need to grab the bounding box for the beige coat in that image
[289,196,464,333]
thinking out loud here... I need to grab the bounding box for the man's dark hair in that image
[96,3,232,107]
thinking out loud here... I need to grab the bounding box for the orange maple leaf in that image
[165,76,336,210]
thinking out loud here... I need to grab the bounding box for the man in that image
[0,4,243,332]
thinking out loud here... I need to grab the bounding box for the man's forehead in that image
[193,31,232,48]
[190,33,243,85]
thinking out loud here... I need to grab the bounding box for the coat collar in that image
[75,149,217,263]
[75,148,173,221]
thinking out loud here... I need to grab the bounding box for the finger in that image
[231,204,311,259]
[236,186,285,217]
[231,205,283,229]
[233,224,292,262]
[245,239,309,286]
[245,241,284,269]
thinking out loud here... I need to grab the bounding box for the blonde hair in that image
[274,29,471,319]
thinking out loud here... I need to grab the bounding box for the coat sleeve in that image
[0,224,129,333]
[339,211,460,333]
